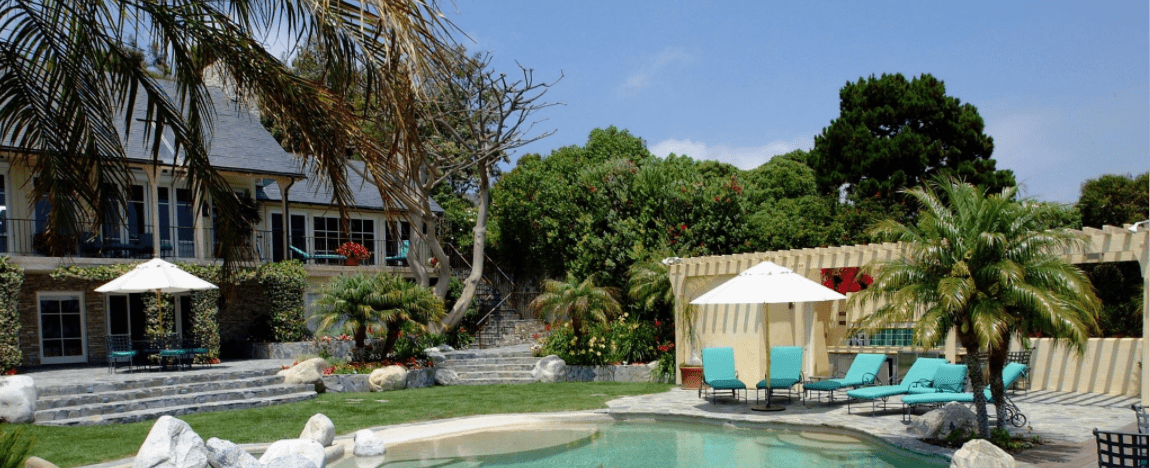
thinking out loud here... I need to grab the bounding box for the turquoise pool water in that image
[339,420,948,467]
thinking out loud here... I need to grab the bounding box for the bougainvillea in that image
[821,267,873,294]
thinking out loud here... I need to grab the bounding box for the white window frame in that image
[38,291,88,364]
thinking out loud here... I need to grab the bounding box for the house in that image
[0,82,439,366]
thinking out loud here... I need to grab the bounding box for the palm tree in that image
[851,178,1099,438]
[315,272,444,357]
[0,0,455,266]
[627,256,674,312]
[530,272,621,342]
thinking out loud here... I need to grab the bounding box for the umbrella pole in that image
[752,302,785,412]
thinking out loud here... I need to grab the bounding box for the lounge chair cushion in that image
[701,347,739,385]
[708,379,747,390]
[757,378,801,390]
[847,385,911,400]
[902,392,976,406]
[930,364,968,393]
[806,353,887,391]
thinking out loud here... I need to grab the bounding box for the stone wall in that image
[245,340,376,361]
[565,363,658,383]
[320,368,435,393]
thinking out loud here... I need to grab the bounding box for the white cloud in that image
[617,47,691,97]
[650,136,812,170]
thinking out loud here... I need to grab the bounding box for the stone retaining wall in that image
[565,363,657,383]
[319,368,436,393]
[246,340,375,361]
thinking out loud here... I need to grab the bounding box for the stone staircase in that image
[435,345,539,385]
[33,366,316,426]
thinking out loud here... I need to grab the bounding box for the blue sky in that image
[444,1,1148,203]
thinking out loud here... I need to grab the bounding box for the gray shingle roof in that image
[257,160,443,213]
[119,81,305,178]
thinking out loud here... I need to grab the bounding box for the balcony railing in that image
[0,218,411,267]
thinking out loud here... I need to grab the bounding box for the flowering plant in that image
[335,242,371,262]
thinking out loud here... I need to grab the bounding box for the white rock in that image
[0,375,36,424]
[353,429,387,457]
[950,439,1015,468]
[300,414,335,447]
[532,355,566,383]
[279,358,328,391]
[259,456,316,468]
[133,416,210,468]
[369,366,408,392]
[258,439,325,468]
[433,368,459,386]
[205,438,260,468]
[907,402,977,439]
[23,456,60,468]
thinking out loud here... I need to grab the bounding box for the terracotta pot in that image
[345,259,359,267]
[679,366,702,389]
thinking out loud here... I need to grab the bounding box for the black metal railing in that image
[0,218,412,267]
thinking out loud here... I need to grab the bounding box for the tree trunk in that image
[382,320,403,358]
[988,344,1010,430]
[442,164,492,329]
[354,324,367,351]
[959,331,991,439]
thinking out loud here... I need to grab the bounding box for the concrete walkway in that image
[20,358,296,389]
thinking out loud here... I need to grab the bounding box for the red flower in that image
[335,241,371,262]
[544,323,552,332]
[654,320,662,327]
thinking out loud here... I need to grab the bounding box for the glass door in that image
[39,293,87,364]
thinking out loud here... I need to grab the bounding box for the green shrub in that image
[0,426,34,468]
[257,261,308,342]
[0,258,24,371]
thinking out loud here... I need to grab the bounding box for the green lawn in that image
[18,382,673,468]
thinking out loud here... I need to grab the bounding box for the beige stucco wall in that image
[1027,337,1143,397]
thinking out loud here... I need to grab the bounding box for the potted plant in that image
[336,241,371,266]
[679,362,703,389]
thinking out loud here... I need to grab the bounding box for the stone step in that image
[34,383,313,422]
[37,391,318,427]
[452,377,537,385]
[35,375,287,411]
[35,367,283,397]
[439,356,538,366]
[454,371,535,380]
[446,364,536,373]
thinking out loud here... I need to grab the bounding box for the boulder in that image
[406,368,436,389]
[907,402,977,439]
[433,368,459,386]
[300,414,335,447]
[258,456,316,468]
[279,358,328,392]
[353,429,386,457]
[369,366,408,392]
[24,457,59,468]
[950,439,1015,468]
[258,439,325,468]
[133,415,210,468]
[532,355,566,383]
[205,438,260,468]
[0,375,37,423]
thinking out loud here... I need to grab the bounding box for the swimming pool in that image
[332,418,949,468]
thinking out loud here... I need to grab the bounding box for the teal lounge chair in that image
[385,240,410,263]
[290,245,346,263]
[846,357,947,415]
[902,362,1029,427]
[699,347,747,403]
[755,346,803,405]
[803,353,887,404]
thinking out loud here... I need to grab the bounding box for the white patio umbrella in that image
[690,261,846,411]
[95,258,218,333]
